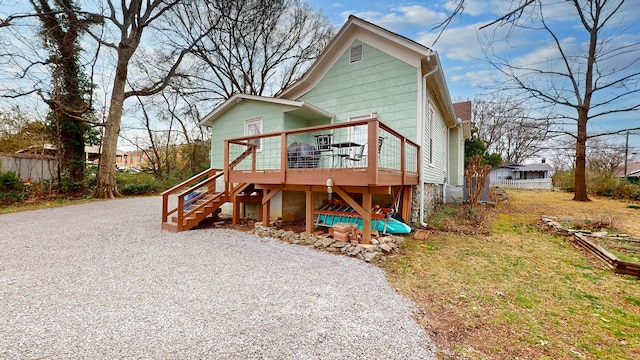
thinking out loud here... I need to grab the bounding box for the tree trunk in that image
[94,58,128,199]
[573,112,590,201]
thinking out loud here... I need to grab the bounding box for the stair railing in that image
[162,168,222,228]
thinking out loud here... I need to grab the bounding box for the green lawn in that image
[383,190,640,359]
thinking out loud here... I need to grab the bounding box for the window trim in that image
[244,118,263,152]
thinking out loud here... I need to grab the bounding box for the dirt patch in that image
[196,215,310,232]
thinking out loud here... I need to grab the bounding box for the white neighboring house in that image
[489,160,555,190]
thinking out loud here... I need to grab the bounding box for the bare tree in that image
[166,0,334,103]
[481,0,640,201]
[123,89,209,177]
[586,137,626,177]
[548,136,577,171]
[472,94,549,164]
[465,155,491,208]
[156,90,210,175]
[59,0,220,199]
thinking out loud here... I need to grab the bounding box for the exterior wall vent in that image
[349,43,363,64]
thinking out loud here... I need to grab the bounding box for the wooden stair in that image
[162,191,228,232]
[161,167,263,232]
[163,147,265,232]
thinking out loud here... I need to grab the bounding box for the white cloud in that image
[444,0,490,17]
[346,4,448,33]
[451,69,495,87]
[417,22,489,60]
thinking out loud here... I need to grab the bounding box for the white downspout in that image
[419,64,439,228]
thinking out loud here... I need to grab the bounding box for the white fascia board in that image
[425,52,456,128]
[199,93,332,127]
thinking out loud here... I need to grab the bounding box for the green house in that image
[197,15,470,227]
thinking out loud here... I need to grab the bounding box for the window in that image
[347,113,374,146]
[349,43,363,64]
[244,118,262,151]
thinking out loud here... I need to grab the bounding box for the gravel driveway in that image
[0,196,435,359]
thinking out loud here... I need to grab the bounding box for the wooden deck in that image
[162,118,420,244]
[225,119,419,185]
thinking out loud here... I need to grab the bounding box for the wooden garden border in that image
[541,216,640,277]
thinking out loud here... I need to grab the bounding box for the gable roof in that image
[452,101,472,139]
[277,16,456,125]
[500,163,555,172]
[614,162,640,177]
[199,93,333,127]
[453,101,472,122]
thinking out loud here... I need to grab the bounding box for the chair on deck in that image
[337,143,366,168]
[377,136,385,154]
[314,134,334,167]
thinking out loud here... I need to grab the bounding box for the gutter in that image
[419,64,439,228]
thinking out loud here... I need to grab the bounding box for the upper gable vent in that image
[349,43,363,64]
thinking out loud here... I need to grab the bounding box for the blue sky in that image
[308,0,640,153]
[308,0,495,100]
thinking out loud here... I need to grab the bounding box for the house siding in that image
[208,100,303,168]
[422,93,448,185]
[299,42,418,139]
[448,126,465,186]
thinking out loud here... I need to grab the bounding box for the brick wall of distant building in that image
[116,150,150,169]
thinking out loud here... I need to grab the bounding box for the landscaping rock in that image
[363,252,380,262]
[245,224,409,263]
[321,238,335,248]
[331,241,348,248]
[379,243,393,253]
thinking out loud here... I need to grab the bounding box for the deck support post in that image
[260,185,283,225]
[361,188,372,244]
[305,187,314,234]
[261,189,270,224]
[231,196,240,225]
[401,185,412,223]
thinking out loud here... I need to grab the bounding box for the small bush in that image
[115,172,161,195]
[118,183,157,195]
[552,170,575,192]
[160,168,195,189]
[589,174,640,200]
[0,171,24,191]
[0,171,29,204]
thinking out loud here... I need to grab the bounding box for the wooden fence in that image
[491,178,552,190]
[0,153,57,182]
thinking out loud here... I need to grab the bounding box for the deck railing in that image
[223,118,420,186]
